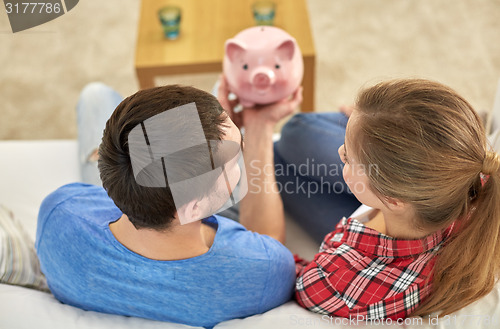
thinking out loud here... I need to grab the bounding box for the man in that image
[36,83,301,328]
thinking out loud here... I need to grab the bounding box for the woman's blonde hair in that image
[352,79,500,316]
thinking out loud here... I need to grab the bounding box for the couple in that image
[36,79,348,328]
[37,78,500,327]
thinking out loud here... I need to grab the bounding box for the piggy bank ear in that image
[276,39,295,61]
[225,40,247,62]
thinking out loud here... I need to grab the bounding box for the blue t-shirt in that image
[36,183,295,328]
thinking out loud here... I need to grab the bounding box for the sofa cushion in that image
[0,204,47,291]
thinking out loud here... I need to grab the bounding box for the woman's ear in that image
[383,196,409,214]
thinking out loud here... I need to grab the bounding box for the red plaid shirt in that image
[295,216,454,320]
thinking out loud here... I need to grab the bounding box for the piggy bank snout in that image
[251,69,275,90]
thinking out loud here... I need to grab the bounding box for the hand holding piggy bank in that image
[223,26,304,108]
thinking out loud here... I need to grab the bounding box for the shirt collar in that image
[341,217,455,258]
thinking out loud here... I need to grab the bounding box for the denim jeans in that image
[274,112,361,243]
[76,83,360,242]
[77,82,123,186]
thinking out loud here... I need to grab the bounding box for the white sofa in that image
[1,140,500,329]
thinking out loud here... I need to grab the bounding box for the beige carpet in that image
[1,0,499,140]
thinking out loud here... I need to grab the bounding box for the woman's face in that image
[338,111,383,209]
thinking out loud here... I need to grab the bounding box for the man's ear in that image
[176,199,202,225]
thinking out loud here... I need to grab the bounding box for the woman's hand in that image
[339,105,355,118]
[217,75,243,128]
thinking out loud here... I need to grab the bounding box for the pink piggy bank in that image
[223,26,304,108]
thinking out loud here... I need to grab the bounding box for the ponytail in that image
[415,150,500,316]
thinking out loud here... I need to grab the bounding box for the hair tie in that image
[480,172,489,187]
[482,151,500,176]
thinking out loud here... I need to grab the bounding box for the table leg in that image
[301,55,315,112]
[136,69,156,90]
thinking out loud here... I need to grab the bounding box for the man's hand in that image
[217,74,303,128]
[217,74,303,243]
[242,87,303,128]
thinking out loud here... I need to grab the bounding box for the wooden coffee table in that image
[135,0,316,112]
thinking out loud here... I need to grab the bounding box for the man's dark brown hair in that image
[98,85,228,230]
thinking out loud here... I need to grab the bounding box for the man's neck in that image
[109,214,216,261]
